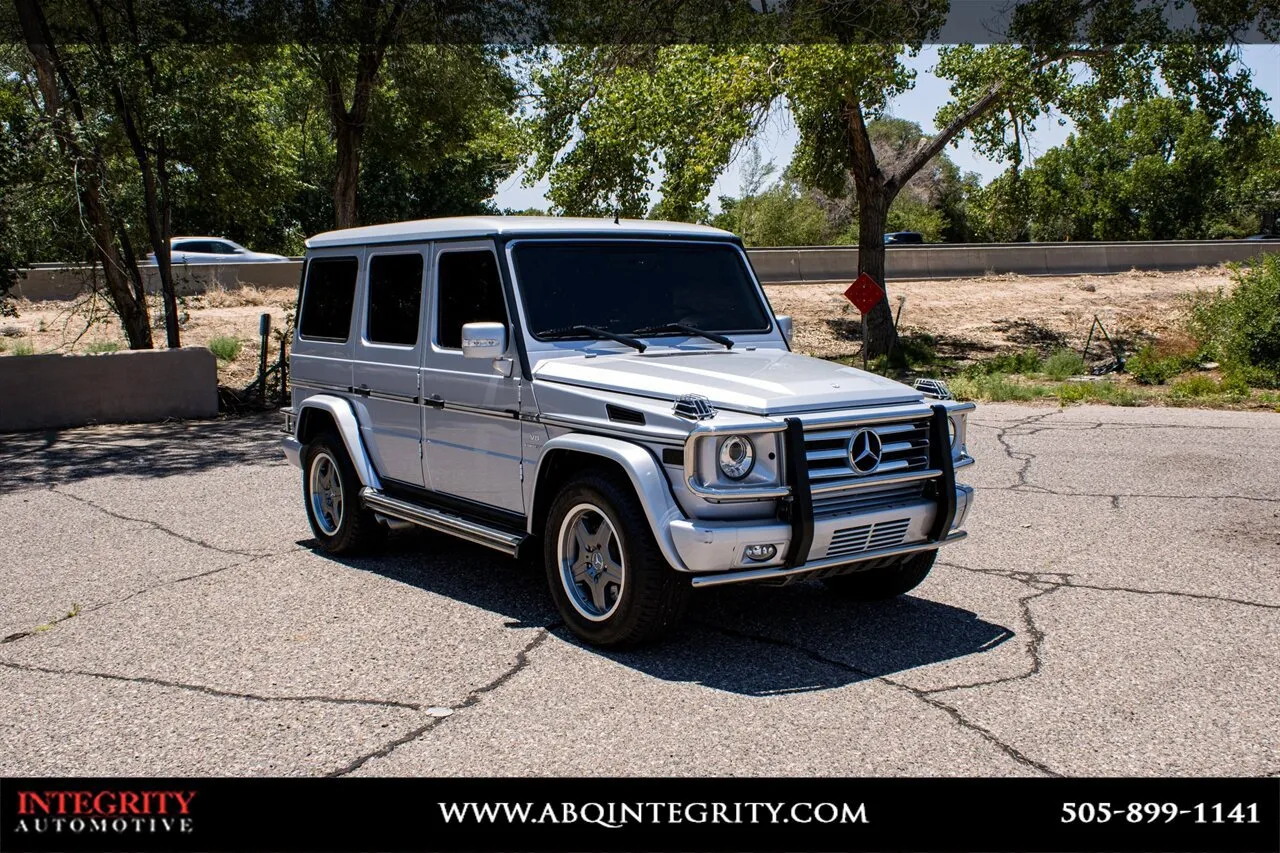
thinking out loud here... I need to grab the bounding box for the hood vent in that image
[606,404,646,425]
[673,394,716,420]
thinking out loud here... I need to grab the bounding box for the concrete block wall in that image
[0,347,219,433]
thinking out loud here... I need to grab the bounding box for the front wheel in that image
[823,549,937,600]
[543,472,689,647]
[302,432,383,555]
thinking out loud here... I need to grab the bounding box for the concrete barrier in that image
[747,240,1279,283]
[0,347,219,432]
[11,241,1280,300]
[12,261,303,302]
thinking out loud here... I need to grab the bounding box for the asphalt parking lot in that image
[1,403,1277,777]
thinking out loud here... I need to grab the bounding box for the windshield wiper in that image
[632,323,734,349]
[536,325,647,352]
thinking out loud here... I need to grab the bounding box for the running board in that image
[360,487,526,557]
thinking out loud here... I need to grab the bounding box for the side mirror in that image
[461,322,508,359]
[776,315,794,348]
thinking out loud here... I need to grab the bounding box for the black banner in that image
[2,777,1276,852]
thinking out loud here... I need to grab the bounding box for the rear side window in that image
[299,256,358,341]
[366,253,424,346]
[436,250,506,349]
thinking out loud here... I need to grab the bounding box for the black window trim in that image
[430,241,510,354]
[298,253,361,343]
[362,249,427,349]
[505,237,775,344]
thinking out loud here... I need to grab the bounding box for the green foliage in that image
[208,336,241,362]
[10,339,34,356]
[1188,256,1280,387]
[1170,375,1221,398]
[1056,381,1141,406]
[84,342,121,354]
[948,372,1054,402]
[1127,344,1191,385]
[964,349,1042,377]
[1042,349,1086,380]
[974,100,1275,241]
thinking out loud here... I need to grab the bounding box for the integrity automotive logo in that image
[11,789,197,836]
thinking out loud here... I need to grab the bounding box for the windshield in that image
[511,241,772,341]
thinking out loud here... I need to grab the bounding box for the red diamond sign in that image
[843,273,886,315]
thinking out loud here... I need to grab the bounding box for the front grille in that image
[802,416,932,508]
[825,518,912,559]
[812,481,926,518]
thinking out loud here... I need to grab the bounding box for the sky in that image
[492,45,1280,214]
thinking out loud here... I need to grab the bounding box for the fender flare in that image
[531,434,688,571]
[295,394,382,491]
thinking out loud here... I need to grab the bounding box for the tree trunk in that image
[332,117,362,229]
[855,183,898,358]
[15,0,153,349]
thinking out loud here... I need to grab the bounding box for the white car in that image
[147,237,290,265]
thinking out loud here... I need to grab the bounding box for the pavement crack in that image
[0,660,422,711]
[49,486,269,558]
[988,411,1060,491]
[938,560,1280,611]
[0,547,307,646]
[697,621,1060,777]
[326,627,554,778]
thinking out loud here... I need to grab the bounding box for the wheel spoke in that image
[601,560,624,586]
[572,519,592,558]
[588,576,609,611]
[570,557,591,583]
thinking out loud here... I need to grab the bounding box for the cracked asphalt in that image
[1,404,1277,777]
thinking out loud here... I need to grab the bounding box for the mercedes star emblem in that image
[847,428,883,475]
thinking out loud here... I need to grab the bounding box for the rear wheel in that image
[302,432,382,555]
[543,472,689,647]
[823,549,937,600]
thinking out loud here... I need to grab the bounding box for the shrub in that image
[208,336,242,361]
[11,339,34,356]
[949,372,1053,402]
[1057,380,1141,406]
[1188,255,1280,388]
[84,341,121,354]
[1169,375,1220,398]
[1042,348,1086,380]
[1126,344,1188,385]
[963,349,1042,377]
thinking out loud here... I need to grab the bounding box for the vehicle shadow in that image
[314,530,1015,698]
[0,413,282,494]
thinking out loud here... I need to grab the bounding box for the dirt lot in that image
[766,265,1235,363]
[0,266,1237,385]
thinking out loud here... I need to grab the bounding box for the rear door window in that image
[366,253,424,346]
[299,256,359,341]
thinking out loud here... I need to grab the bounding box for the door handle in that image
[355,384,371,397]
[423,394,444,409]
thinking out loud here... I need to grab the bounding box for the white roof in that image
[305,216,733,249]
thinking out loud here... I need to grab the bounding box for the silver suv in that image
[282,216,975,646]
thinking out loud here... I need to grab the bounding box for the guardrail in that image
[11,240,1279,301]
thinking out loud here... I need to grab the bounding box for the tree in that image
[525,1,1272,355]
[975,99,1270,241]
[13,0,154,348]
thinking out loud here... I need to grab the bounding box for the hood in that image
[532,348,922,415]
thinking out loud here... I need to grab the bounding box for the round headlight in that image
[948,416,958,447]
[717,435,755,480]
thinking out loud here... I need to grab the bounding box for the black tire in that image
[543,471,690,647]
[302,431,383,555]
[823,549,937,600]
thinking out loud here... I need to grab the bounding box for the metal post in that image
[258,313,271,407]
[861,314,868,371]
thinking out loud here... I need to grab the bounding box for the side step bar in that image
[360,487,526,557]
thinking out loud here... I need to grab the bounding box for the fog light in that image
[743,544,778,562]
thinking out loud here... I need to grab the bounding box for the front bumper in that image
[670,485,972,586]
[670,403,973,587]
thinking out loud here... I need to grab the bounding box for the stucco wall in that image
[0,347,219,433]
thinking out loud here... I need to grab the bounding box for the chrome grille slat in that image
[802,414,934,514]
